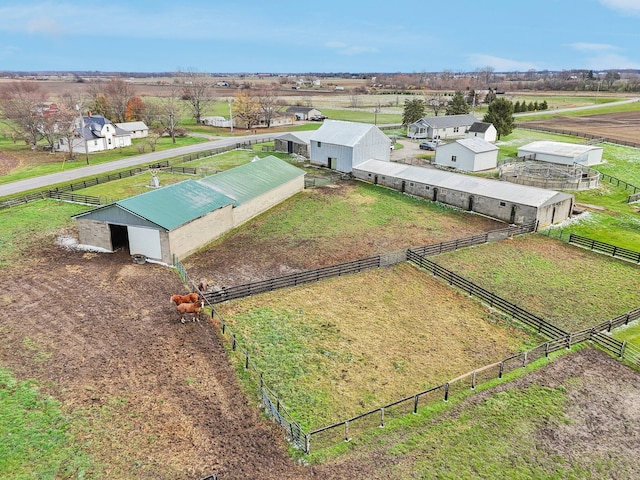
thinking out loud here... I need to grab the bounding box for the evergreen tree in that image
[482,98,515,140]
[540,100,548,110]
[402,98,426,126]
[445,90,470,115]
[513,100,521,113]
[528,102,535,111]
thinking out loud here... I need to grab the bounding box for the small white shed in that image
[434,138,499,172]
[466,122,497,142]
[517,141,603,166]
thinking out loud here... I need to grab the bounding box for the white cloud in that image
[568,42,618,52]
[325,41,378,55]
[27,17,64,35]
[467,54,539,72]
[600,0,640,15]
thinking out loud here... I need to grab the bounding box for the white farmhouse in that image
[309,120,391,173]
[57,114,132,154]
[517,141,603,166]
[434,138,499,172]
[407,114,478,140]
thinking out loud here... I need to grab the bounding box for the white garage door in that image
[127,226,162,260]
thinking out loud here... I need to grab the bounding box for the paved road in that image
[0,132,276,197]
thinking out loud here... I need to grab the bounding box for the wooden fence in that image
[569,234,640,263]
[0,161,169,210]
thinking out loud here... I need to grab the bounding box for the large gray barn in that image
[73,156,306,264]
[352,160,574,227]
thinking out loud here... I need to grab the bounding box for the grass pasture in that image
[431,234,639,332]
[215,262,542,430]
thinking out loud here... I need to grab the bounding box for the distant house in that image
[309,120,391,173]
[115,121,149,139]
[285,106,323,121]
[275,131,315,157]
[465,122,497,142]
[434,138,499,172]
[57,114,132,154]
[407,114,478,140]
[517,141,603,166]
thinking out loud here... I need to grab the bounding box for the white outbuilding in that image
[517,141,603,166]
[309,120,391,173]
[465,122,497,142]
[434,138,499,172]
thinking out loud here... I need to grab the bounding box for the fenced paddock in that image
[569,234,640,264]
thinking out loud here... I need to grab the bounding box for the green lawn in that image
[0,367,96,478]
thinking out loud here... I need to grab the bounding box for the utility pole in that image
[228,99,233,135]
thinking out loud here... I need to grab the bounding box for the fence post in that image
[499,361,504,378]
[345,421,350,442]
[620,341,626,358]
[413,395,419,414]
[232,334,236,351]
[471,371,476,389]
[522,351,527,367]
[245,351,249,369]
[545,342,549,357]
[380,408,385,428]
[444,383,450,401]
[305,434,311,454]
[565,334,571,349]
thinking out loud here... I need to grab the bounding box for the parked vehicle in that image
[419,141,437,150]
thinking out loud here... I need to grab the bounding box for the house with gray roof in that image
[407,114,478,140]
[285,106,323,121]
[57,114,132,154]
[73,156,306,264]
[352,159,573,227]
[309,119,391,173]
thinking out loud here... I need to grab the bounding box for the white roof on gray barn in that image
[518,141,603,158]
[310,119,380,146]
[354,159,573,208]
[115,121,148,131]
[442,138,498,153]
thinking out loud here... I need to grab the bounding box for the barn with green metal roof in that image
[73,156,306,264]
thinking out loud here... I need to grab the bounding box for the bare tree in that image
[158,84,183,144]
[56,93,88,161]
[0,80,48,147]
[427,95,447,116]
[257,86,279,128]
[476,66,495,87]
[180,69,213,124]
[86,77,136,122]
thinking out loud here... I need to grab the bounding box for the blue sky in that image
[0,0,639,73]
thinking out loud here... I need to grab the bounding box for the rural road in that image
[0,132,276,197]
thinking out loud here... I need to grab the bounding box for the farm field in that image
[430,234,639,332]
[214,262,542,429]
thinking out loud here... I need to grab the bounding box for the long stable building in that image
[352,160,574,228]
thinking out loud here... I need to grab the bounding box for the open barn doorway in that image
[109,224,130,254]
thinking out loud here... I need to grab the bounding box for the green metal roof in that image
[197,155,305,205]
[117,180,235,230]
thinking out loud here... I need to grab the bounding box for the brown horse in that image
[170,292,199,306]
[176,299,203,324]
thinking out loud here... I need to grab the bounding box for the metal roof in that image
[115,121,149,131]
[411,114,478,129]
[197,155,306,205]
[310,119,381,147]
[441,138,498,154]
[518,141,603,158]
[116,180,235,230]
[277,131,315,144]
[75,156,304,231]
[354,159,573,208]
